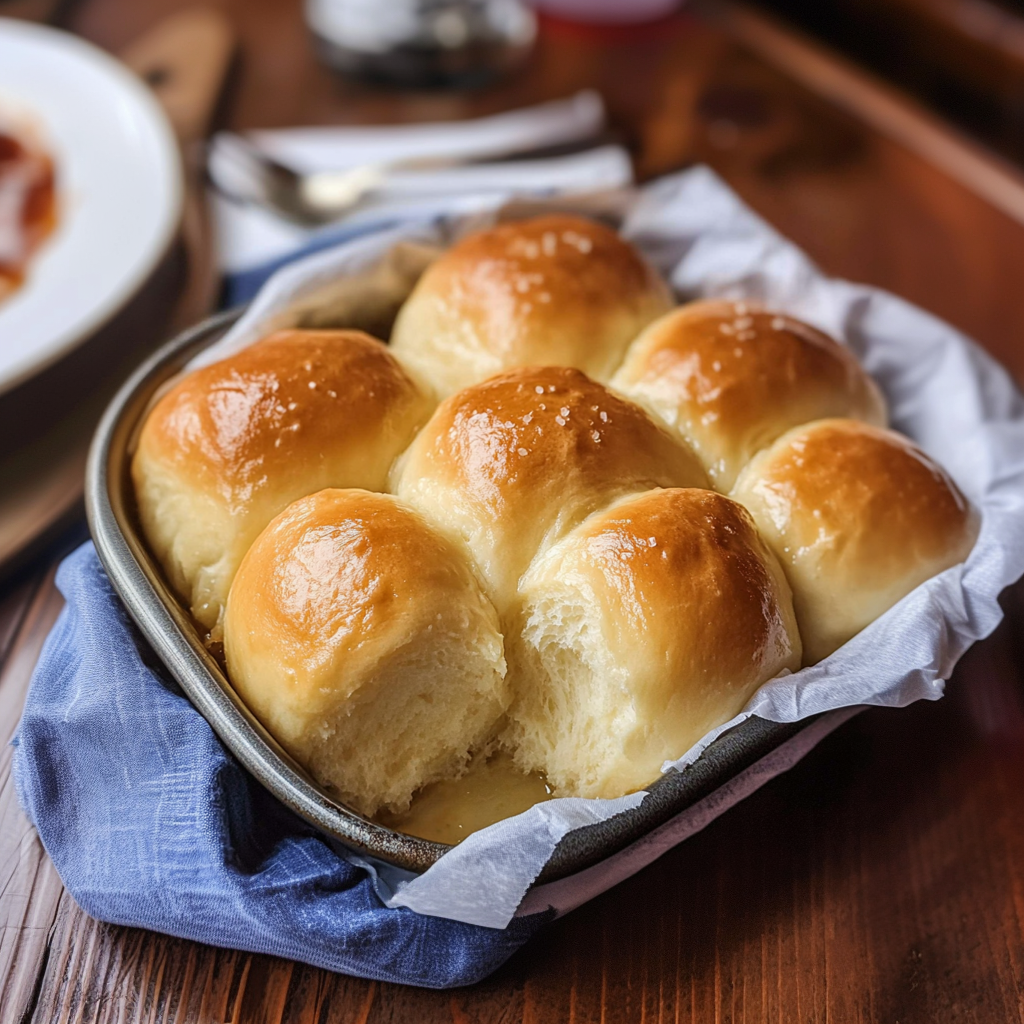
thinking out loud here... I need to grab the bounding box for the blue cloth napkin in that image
[12,543,547,987]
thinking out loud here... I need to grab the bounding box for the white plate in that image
[0,19,182,396]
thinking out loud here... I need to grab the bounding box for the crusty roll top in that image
[225,488,499,706]
[613,300,887,490]
[137,329,431,500]
[224,489,507,816]
[393,365,708,615]
[132,329,434,634]
[510,487,801,798]
[732,418,979,663]
[390,214,673,396]
[557,488,799,675]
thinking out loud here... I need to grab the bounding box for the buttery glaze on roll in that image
[223,489,508,817]
[390,214,673,396]
[731,419,980,664]
[612,300,887,490]
[508,488,801,799]
[132,329,434,638]
[392,365,709,617]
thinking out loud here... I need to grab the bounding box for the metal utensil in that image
[212,132,399,225]
[210,131,621,226]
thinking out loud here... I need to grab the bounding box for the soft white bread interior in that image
[612,300,887,490]
[731,418,980,664]
[223,488,508,817]
[390,214,673,397]
[131,329,434,638]
[507,487,802,799]
[392,365,709,619]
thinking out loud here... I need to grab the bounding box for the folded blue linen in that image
[12,543,546,988]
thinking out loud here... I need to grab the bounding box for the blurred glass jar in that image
[306,0,537,87]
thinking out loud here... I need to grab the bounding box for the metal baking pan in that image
[85,309,821,883]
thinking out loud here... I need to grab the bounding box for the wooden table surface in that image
[3,2,1024,1021]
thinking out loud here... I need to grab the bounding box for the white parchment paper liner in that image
[193,167,1024,929]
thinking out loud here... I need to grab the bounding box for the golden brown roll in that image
[223,488,508,817]
[132,329,434,638]
[731,419,980,664]
[508,488,802,798]
[392,365,708,618]
[390,214,673,396]
[611,300,887,491]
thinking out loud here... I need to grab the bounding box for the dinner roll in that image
[612,300,887,490]
[224,489,508,817]
[392,365,708,617]
[731,419,980,664]
[508,488,801,798]
[132,329,434,638]
[390,215,673,396]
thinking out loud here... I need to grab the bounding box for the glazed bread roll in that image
[509,488,801,798]
[612,300,887,490]
[731,419,980,664]
[223,489,508,817]
[392,365,709,617]
[390,214,673,396]
[132,329,434,638]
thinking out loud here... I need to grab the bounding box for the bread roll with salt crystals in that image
[392,365,708,618]
[509,487,801,799]
[224,489,507,817]
[731,419,980,665]
[390,215,673,396]
[612,300,887,491]
[132,330,434,638]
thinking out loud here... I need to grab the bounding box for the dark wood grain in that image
[3,1,1024,1020]
[749,0,1024,166]
[0,570,67,1022]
